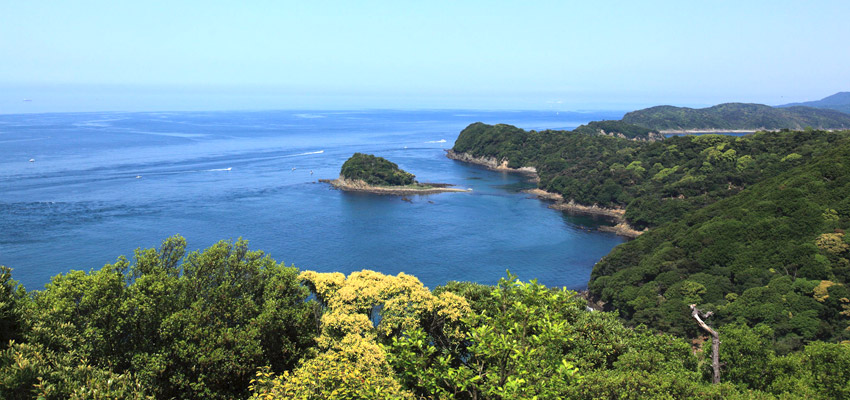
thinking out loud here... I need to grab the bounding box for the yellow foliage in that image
[299,270,345,304]
[300,269,471,341]
[317,311,375,348]
[813,281,835,303]
[250,270,472,399]
[815,233,849,255]
[248,336,412,399]
[840,298,850,332]
[433,291,473,340]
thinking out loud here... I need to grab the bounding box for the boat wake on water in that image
[133,167,232,178]
[132,150,324,178]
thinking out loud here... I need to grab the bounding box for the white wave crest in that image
[425,139,447,143]
[293,113,326,119]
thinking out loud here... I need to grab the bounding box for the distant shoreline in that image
[659,128,844,134]
[446,150,644,238]
[320,177,470,195]
[660,129,757,134]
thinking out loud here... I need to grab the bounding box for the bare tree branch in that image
[691,304,720,384]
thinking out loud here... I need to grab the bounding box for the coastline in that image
[320,177,470,195]
[445,149,539,180]
[659,129,758,134]
[661,128,845,134]
[447,150,644,238]
[524,189,645,238]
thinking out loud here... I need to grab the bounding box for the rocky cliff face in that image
[445,150,538,175]
[597,129,665,142]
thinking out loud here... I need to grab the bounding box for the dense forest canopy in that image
[451,123,850,388]
[590,141,850,349]
[2,241,848,399]
[340,153,416,186]
[621,103,850,131]
[453,122,850,229]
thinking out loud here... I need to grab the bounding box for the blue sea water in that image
[0,109,627,291]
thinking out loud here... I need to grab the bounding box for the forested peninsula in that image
[447,121,850,398]
[322,152,468,195]
[622,102,850,132]
[451,122,850,230]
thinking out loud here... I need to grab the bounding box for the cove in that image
[0,109,627,290]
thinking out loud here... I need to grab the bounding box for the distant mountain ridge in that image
[779,92,850,114]
[622,102,850,131]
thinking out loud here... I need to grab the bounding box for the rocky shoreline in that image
[320,177,470,195]
[445,150,539,180]
[447,150,645,238]
[597,222,645,238]
[524,189,645,238]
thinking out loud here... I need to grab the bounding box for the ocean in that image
[0,109,627,291]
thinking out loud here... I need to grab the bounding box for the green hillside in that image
[453,122,850,353]
[622,103,850,131]
[589,141,850,348]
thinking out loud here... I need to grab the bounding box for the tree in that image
[389,274,714,399]
[716,324,775,390]
[802,341,850,399]
[1,236,319,400]
[0,266,26,348]
[691,304,721,384]
[253,270,470,399]
[151,238,318,399]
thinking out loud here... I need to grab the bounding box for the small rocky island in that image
[321,153,469,195]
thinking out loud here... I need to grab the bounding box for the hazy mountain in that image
[622,102,850,131]
[779,92,850,114]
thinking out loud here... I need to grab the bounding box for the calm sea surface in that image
[0,109,627,291]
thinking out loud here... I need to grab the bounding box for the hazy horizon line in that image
[1,83,838,116]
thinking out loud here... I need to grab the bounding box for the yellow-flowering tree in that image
[250,270,471,399]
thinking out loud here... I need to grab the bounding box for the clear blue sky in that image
[2,1,849,113]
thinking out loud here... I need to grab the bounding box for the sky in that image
[2,1,849,113]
